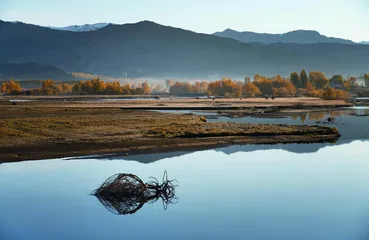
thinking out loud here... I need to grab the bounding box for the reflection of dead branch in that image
[316,117,347,128]
[91,171,178,215]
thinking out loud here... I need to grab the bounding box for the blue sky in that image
[1,0,368,42]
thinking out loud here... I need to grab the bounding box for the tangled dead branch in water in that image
[91,171,178,215]
[316,117,347,128]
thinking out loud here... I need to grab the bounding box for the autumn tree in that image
[334,89,349,100]
[0,83,5,93]
[273,87,289,97]
[105,81,123,94]
[92,78,107,93]
[40,79,61,95]
[72,81,83,94]
[72,79,151,95]
[254,74,262,82]
[290,72,301,88]
[57,83,73,93]
[253,75,296,97]
[169,82,196,95]
[243,82,261,97]
[321,87,348,100]
[345,77,357,90]
[322,87,336,100]
[130,82,151,95]
[142,82,151,95]
[304,82,323,98]
[342,80,352,91]
[0,80,22,95]
[208,78,242,97]
[253,77,273,95]
[300,69,308,87]
[72,78,107,94]
[309,71,329,89]
[121,84,132,95]
[329,75,344,85]
[42,79,56,88]
[193,81,208,93]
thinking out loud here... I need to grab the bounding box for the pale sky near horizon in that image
[1,0,368,42]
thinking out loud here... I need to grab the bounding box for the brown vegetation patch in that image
[0,106,340,162]
[145,122,338,138]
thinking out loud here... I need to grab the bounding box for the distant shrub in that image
[208,78,243,97]
[309,71,329,89]
[243,82,261,97]
[1,80,22,95]
[273,87,288,97]
[322,87,349,100]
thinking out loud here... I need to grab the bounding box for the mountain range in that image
[51,23,368,45]
[50,23,367,45]
[0,62,75,80]
[50,23,109,32]
[1,20,369,79]
[214,29,357,44]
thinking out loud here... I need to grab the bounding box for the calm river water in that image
[1,108,369,240]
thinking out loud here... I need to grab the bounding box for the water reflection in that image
[308,112,325,121]
[198,109,369,143]
[92,172,178,215]
[1,141,369,240]
[286,111,349,124]
[66,109,369,164]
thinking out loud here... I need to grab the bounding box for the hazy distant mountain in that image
[361,41,369,44]
[214,29,281,44]
[0,62,75,80]
[214,29,356,44]
[50,23,109,32]
[1,20,369,78]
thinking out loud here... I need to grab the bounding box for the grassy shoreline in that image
[0,102,341,163]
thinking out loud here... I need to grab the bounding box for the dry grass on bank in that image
[0,106,340,162]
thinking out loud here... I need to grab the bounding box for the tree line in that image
[1,79,72,95]
[1,71,369,100]
[71,79,151,95]
[167,70,361,100]
[1,79,152,96]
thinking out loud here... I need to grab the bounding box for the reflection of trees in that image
[290,113,307,123]
[291,111,351,123]
[330,111,346,117]
[91,172,178,215]
[308,112,325,121]
[299,113,307,123]
[291,114,299,120]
